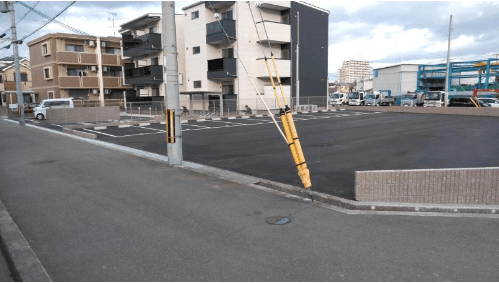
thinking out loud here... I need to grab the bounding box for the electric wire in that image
[1,1,40,36]
[206,1,288,143]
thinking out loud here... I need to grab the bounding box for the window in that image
[14,73,28,81]
[43,67,52,80]
[191,10,199,19]
[193,81,201,88]
[47,91,54,99]
[0,74,3,83]
[41,42,50,56]
[375,71,378,78]
[151,57,159,66]
[65,44,84,52]
[193,46,200,54]
[105,47,120,55]
[222,48,234,58]
[222,10,233,20]
[152,87,159,96]
[222,82,234,94]
[67,68,86,76]
[103,67,122,77]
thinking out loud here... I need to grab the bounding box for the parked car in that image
[478,98,499,108]
[448,97,489,107]
[33,98,74,120]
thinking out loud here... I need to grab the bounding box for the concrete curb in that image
[0,199,51,282]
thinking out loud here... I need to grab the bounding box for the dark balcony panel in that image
[207,58,237,80]
[206,19,236,44]
[205,1,235,11]
[123,33,162,58]
[124,65,163,85]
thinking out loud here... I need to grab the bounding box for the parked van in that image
[33,98,74,120]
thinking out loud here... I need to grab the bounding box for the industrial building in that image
[120,1,329,112]
[373,64,419,95]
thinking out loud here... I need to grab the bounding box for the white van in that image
[33,98,74,120]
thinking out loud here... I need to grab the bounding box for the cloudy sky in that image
[1,1,498,80]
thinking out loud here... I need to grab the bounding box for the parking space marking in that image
[83,128,118,137]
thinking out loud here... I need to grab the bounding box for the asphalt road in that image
[77,110,499,200]
[1,120,499,281]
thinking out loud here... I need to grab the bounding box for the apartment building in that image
[120,1,328,111]
[27,33,131,102]
[0,56,35,106]
[338,60,370,84]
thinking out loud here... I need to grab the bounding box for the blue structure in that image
[417,58,499,93]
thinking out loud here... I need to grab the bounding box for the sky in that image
[1,1,498,81]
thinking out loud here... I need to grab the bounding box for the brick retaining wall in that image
[46,106,120,123]
[335,106,499,117]
[355,167,499,204]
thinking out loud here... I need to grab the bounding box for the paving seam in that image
[5,119,499,217]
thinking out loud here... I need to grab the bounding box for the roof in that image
[119,13,162,32]
[373,63,420,71]
[0,58,29,72]
[27,33,121,47]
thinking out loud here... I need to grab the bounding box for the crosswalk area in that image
[79,110,381,138]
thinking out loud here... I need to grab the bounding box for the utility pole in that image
[295,11,300,107]
[444,15,452,107]
[96,36,105,107]
[8,1,25,125]
[161,1,183,166]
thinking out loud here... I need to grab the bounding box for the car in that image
[448,97,489,107]
[478,98,499,108]
[33,98,74,120]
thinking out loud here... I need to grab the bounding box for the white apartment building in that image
[120,1,329,113]
[338,60,370,84]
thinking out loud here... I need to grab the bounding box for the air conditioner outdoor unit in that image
[102,66,108,72]
[101,41,106,47]
[88,40,95,47]
[91,66,97,72]
[104,89,111,95]
[92,89,99,94]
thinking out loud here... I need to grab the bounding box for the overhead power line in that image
[17,1,91,36]
[1,1,40,36]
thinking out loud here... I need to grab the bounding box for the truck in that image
[400,92,425,107]
[348,91,365,106]
[364,90,395,106]
[329,92,348,105]
[423,91,445,107]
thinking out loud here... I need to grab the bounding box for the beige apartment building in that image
[338,60,370,84]
[121,1,329,112]
[0,56,35,106]
[27,33,131,102]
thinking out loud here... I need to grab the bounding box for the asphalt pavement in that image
[1,119,499,281]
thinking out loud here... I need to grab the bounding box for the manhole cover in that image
[266,216,291,225]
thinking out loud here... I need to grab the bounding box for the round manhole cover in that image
[266,216,291,225]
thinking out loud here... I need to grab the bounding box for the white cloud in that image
[424,34,475,53]
[313,0,378,13]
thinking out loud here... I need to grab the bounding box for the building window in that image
[14,73,28,81]
[152,87,159,96]
[43,67,53,80]
[103,67,122,77]
[193,80,201,88]
[222,10,233,20]
[222,48,234,58]
[65,44,84,52]
[47,91,54,99]
[105,47,120,55]
[193,46,200,54]
[191,10,199,19]
[151,57,159,65]
[222,82,234,94]
[67,68,86,76]
[375,71,378,78]
[41,42,50,56]
[0,74,3,83]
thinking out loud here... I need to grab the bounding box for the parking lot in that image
[24,110,499,200]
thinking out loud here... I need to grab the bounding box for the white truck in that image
[348,91,365,106]
[364,90,395,106]
[329,93,348,105]
[401,92,425,107]
[423,91,446,107]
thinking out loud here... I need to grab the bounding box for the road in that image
[1,119,499,281]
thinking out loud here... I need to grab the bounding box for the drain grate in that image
[266,216,291,225]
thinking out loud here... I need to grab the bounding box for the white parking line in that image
[82,128,118,137]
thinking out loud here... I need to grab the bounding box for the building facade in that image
[373,64,418,95]
[338,60,370,84]
[121,1,329,112]
[0,56,35,106]
[27,33,131,102]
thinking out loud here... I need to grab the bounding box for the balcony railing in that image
[123,33,162,58]
[124,65,163,85]
[207,58,237,80]
[256,21,290,44]
[57,52,98,65]
[206,19,236,44]
[58,76,128,88]
[257,59,290,78]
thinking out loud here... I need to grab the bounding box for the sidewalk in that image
[1,120,499,281]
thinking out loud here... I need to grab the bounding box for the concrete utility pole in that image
[162,1,183,166]
[96,36,105,107]
[444,15,452,107]
[8,1,25,125]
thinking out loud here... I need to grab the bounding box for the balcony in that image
[257,59,290,78]
[123,33,162,58]
[256,21,290,44]
[57,52,98,65]
[207,58,237,81]
[124,65,163,85]
[206,19,236,45]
